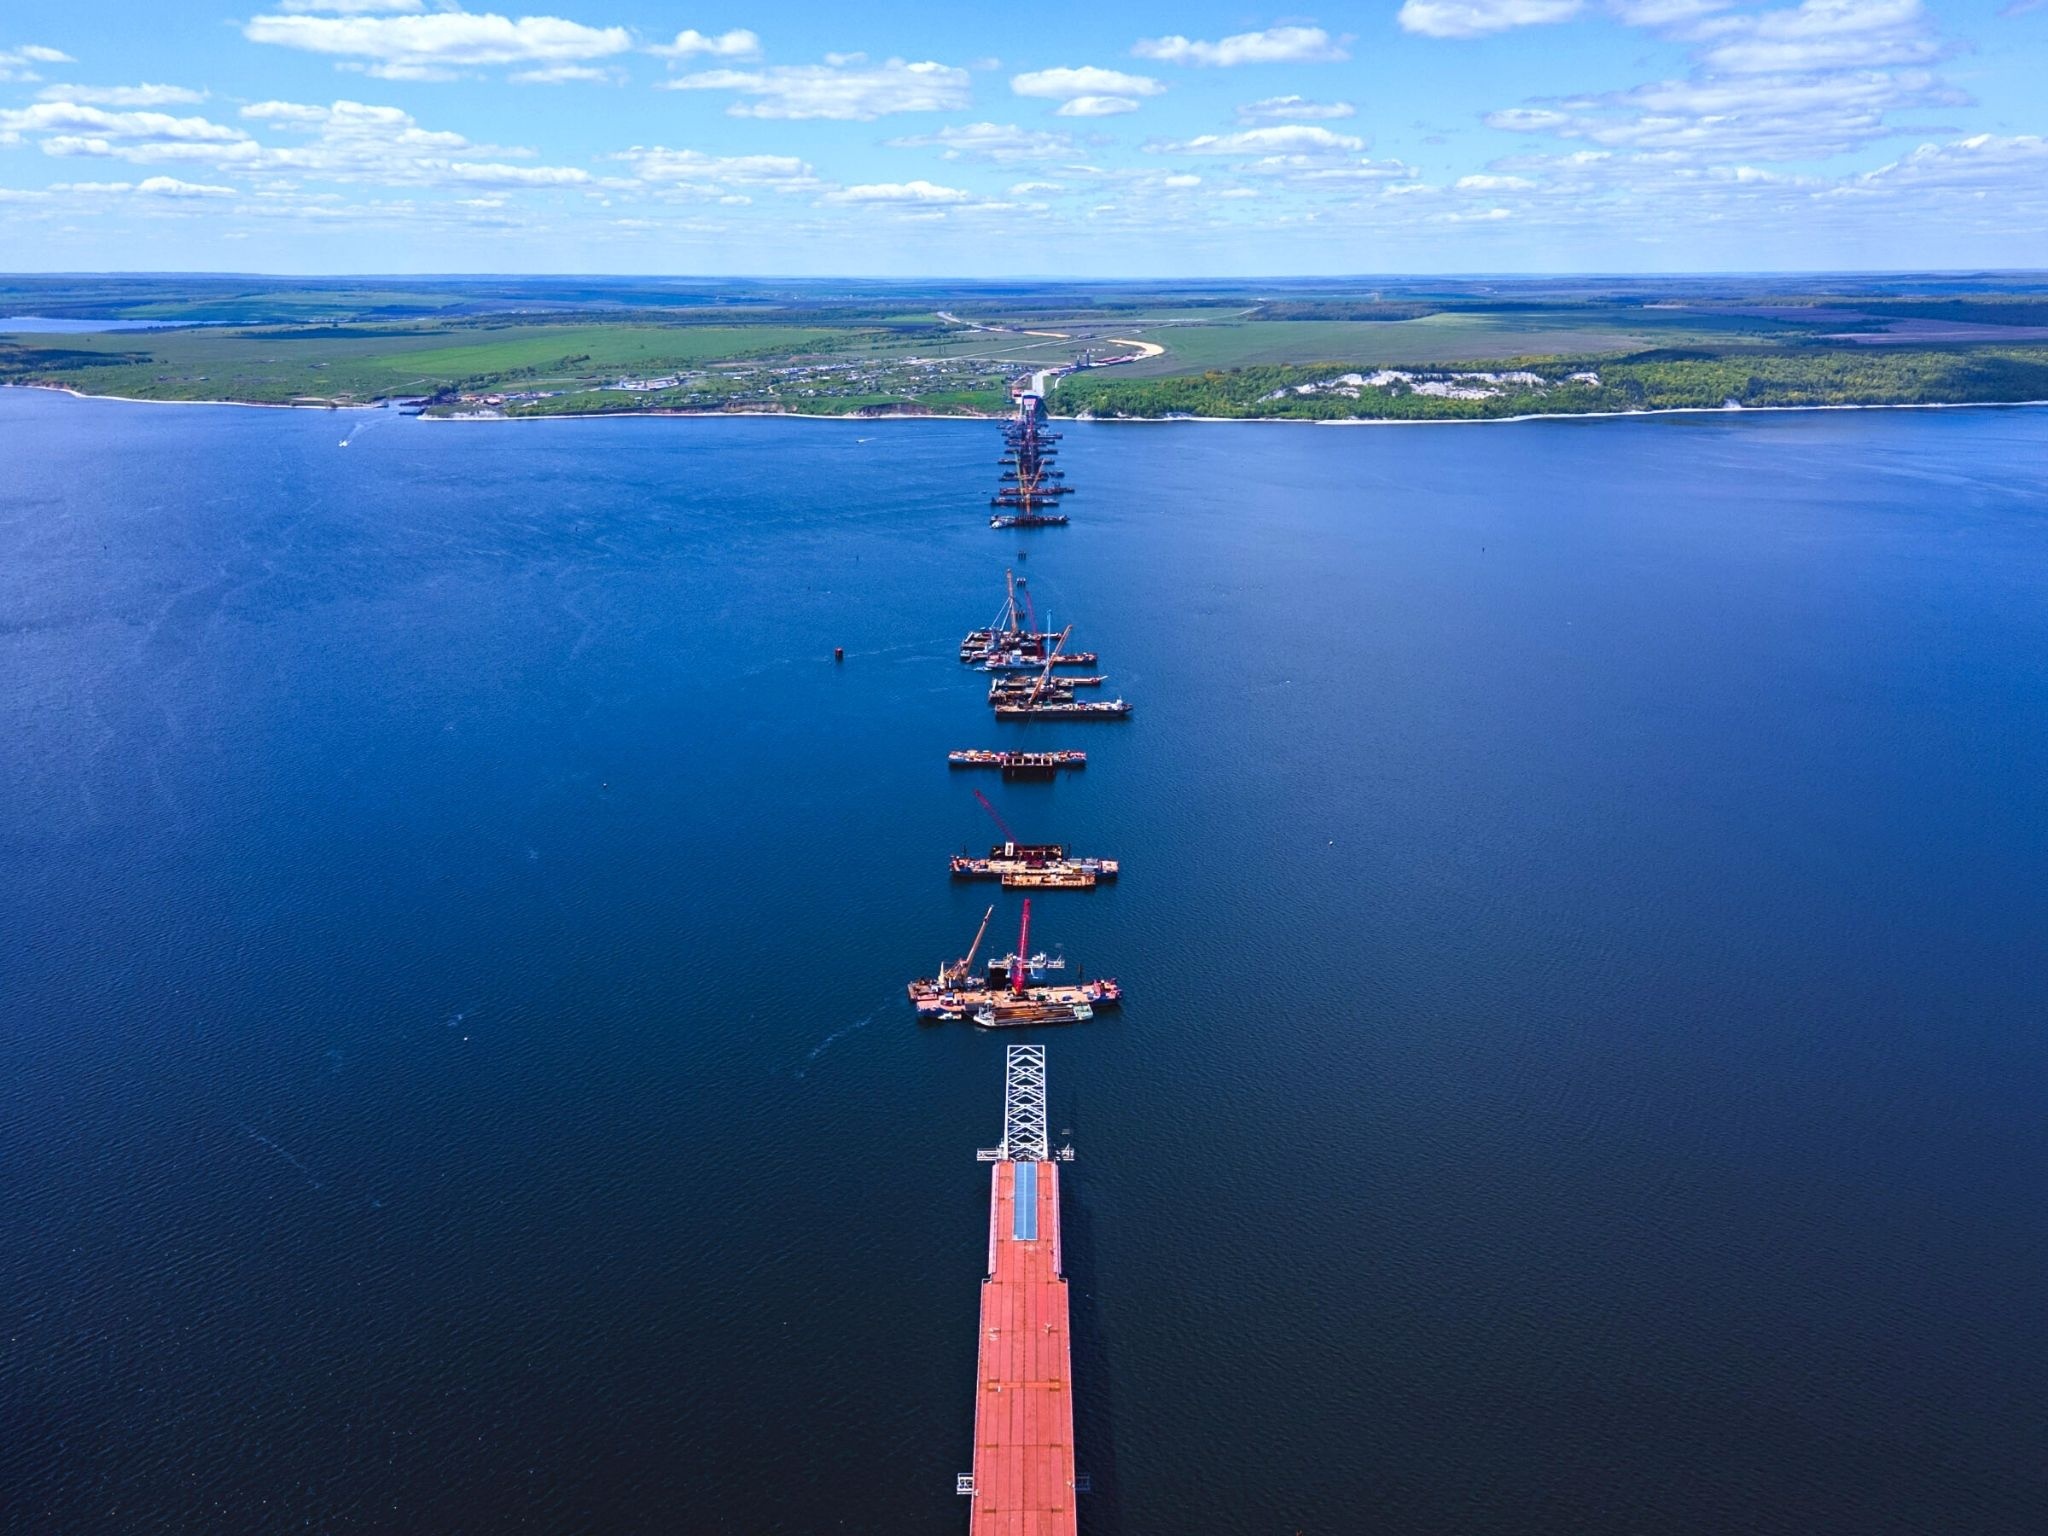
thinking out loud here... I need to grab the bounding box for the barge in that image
[951,840,1120,888]
[989,675,1105,702]
[977,650,1097,672]
[909,902,1120,1024]
[947,749,1087,776]
[994,697,1133,721]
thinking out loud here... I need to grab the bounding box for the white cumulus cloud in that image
[1011,66,1165,101]
[818,179,972,205]
[277,1,426,13]
[885,122,1076,162]
[35,83,208,107]
[49,175,235,197]
[1854,131,2048,191]
[1154,125,1367,156]
[1397,0,1584,38]
[242,10,633,81]
[1485,67,1954,159]
[1605,0,1733,24]
[0,43,73,83]
[0,102,259,163]
[1131,26,1348,66]
[1693,0,1939,75]
[664,57,969,119]
[136,175,239,197]
[619,145,821,193]
[244,98,591,187]
[1236,95,1356,122]
[647,29,761,61]
[509,63,614,83]
[1057,95,1141,117]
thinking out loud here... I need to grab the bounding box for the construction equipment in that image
[939,904,996,989]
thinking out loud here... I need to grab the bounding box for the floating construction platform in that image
[978,652,1097,673]
[960,1046,1080,1530]
[989,676,1105,704]
[951,844,1119,888]
[994,698,1132,722]
[988,399,1070,530]
[961,572,1087,665]
[948,750,1088,777]
[909,902,1120,1023]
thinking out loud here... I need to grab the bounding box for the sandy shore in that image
[8,383,384,411]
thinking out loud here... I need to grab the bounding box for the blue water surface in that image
[0,317,207,333]
[2,389,2045,1534]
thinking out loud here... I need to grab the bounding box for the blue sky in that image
[2,1,2046,274]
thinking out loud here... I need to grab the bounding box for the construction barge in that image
[988,395,1070,529]
[961,569,1088,666]
[959,1045,1080,1530]
[989,675,1106,701]
[948,749,1087,776]
[972,617,1134,721]
[977,650,1097,673]
[954,792,1116,888]
[952,842,1120,890]
[910,902,1119,1026]
[996,697,1133,722]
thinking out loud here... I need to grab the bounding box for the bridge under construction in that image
[959,1045,1081,1534]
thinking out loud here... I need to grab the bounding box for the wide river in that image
[3,389,2045,1534]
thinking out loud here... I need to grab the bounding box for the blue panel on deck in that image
[1012,1160,1039,1241]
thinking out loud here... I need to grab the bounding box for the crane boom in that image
[1010,899,1032,994]
[964,903,994,973]
[1027,625,1073,708]
[974,788,1016,849]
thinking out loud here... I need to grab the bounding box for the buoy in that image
[834,647,844,662]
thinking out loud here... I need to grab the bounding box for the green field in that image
[1108,308,1814,375]
[0,323,861,404]
[7,274,2048,419]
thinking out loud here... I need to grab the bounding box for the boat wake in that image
[339,413,392,448]
[239,1125,324,1190]
[795,1011,876,1076]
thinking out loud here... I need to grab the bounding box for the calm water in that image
[4,391,2046,1534]
[0,318,203,333]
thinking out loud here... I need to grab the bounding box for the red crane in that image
[974,788,1017,850]
[1010,899,1032,994]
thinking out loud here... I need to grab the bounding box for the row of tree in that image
[1049,348,2048,422]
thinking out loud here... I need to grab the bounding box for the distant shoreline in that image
[9,382,383,412]
[10,380,2048,427]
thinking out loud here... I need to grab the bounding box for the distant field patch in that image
[1109,307,1822,376]
[0,322,857,403]
[1116,317,1665,374]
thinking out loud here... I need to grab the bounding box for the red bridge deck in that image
[969,1158,1077,1536]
